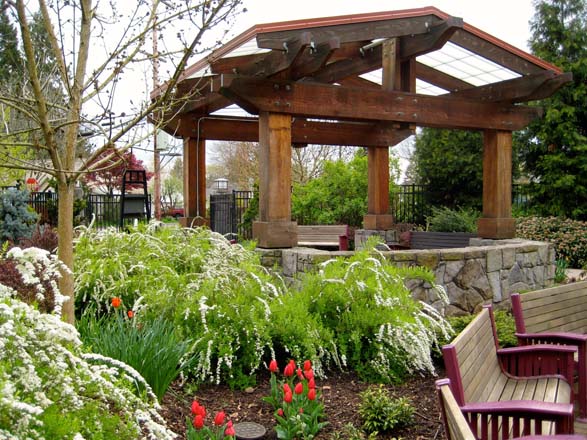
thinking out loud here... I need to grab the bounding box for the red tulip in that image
[308,377,316,389]
[303,369,314,380]
[303,360,312,371]
[225,420,236,437]
[283,383,292,394]
[127,310,134,318]
[191,400,200,415]
[308,388,316,400]
[283,363,294,377]
[214,411,225,426]
[296,367,303,379]
[299,408,304,414]
[194,414,204,429]
[111,297,121,308]
[284,391,293,403]
[277,408,284,417]
[269,359,278,373]
[294,382,303,394]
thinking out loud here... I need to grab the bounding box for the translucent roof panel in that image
[359,69,450,96]
[418,41,521,87]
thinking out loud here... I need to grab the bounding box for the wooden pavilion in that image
[151,6,571,248]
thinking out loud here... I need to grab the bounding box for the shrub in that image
[77,304,195,400]
[516,216,587,269]
[0,285,176,440]
[329,424,378,440]
[439,310,517,349]
[426,206,479,233]
[18,223,59,253]
[358,385,414,434]
[0,188,38,242]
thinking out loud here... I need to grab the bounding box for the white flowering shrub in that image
[75,225,285,388]
[275,247,453,383]
[0,284,176,439]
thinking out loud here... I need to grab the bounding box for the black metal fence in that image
[209,190,254,240]
[390,184,432,226]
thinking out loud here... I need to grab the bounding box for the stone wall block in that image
[455,259,484,290]
[488,271,502,302]
[416,251,440,270]
[486,248,503,273]
[502,247,516,269]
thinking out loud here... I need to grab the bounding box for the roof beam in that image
[289,38,341,79]
[446,71,572,103]
[212,75,543,131]
[415,62,473,92]
[400,17,463,59]
[256,15,444,49]
[162,115,413,146]
[311,44,382,83]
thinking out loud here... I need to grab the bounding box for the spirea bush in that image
[516,216,587,269]
[0,285,176,440]
[275,248,452,382]
[75,224,285,388]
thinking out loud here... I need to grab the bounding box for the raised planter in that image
[409,231,477,249]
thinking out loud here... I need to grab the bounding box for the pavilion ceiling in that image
[153,7,571,146]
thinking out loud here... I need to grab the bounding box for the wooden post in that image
[253,111,297,247]
[477,130,515,238]
[181,136,207,227]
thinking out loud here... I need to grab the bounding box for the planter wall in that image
[410,231,477,249]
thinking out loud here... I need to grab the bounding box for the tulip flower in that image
[308,377,316,389]
[303,369,314,380]
[191,400,200,415]
[127,310,134,318]
[269,359,278,373]
[214,411,226,426]
[284,391,293,403]
[111,297,121,308]
[225,420,236,437]
[277,408,284,417]
[283,383,292,394]
[308,388,316,401]
[294,382,303,394]
[303,360,312,371]
[296,367,303,379]
[283,362,295,377]
[193,414,204,429]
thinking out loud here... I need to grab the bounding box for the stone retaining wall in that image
[256,239,556,317]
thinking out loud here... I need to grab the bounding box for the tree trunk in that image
[57,180,75,324]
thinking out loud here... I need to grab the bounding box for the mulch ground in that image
[159,363,447,440]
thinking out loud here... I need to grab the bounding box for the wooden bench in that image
[512,281,587,421]
[436,379,587,440]
[442,304,578,439]
[297,225,349,250]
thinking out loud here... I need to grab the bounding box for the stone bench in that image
[442,305,577,439]
[512,281,587,421]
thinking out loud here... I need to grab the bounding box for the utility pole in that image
[152,6,161,220]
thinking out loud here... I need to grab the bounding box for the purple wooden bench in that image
[442,304,578,439]
[436,379,587,440]
[512,281,587,421]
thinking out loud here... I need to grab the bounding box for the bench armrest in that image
[516,331,587,345]
[461,401,574,437]
[497,344,576,385]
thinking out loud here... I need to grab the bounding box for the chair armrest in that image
[461,401,574,437]
[516,331,587,345]
[497,344,576,385]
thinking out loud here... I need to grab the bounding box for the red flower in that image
[191,401,206,418]
[225,420,236,437]
[283,383,292,394]
[277,408,284,417]
[111,297,121,308]
[269,359,279,373]
[303,369,314,380]
[308,377,316,389]
[299,408,304,414]
[127,310,134,318]
[191,401,200,415]
[284,391,293,403]
[308,388,316,401]
[193,414,204,429]
[283,362,295,377]
[296,368,303,379]
[303,360,312,371]
[294,382,303,394]
[214,411,226,426]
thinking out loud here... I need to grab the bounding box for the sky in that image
[150,0,539,175]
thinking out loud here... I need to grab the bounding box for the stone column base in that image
[477,217,515,239]
[179,217,208,228]
[363,214,394,230]
[253,221,298,248]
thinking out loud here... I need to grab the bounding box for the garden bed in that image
[159,366,445,439]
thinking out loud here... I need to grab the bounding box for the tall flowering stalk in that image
[186,400,235,440]
[263,359,328,440]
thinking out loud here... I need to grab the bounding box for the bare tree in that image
[291,144,354,185]
[0,0,243,323]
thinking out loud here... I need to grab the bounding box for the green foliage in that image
[515,0,587,220]
[516,216,587,268]
[555,259,568,283]
[409,129,487,210]
[240,183,259,237]
[329,424,378,440]
[77,311,195,400]
[426,206,480,233]
[440,310,517,349]
[0,188,38,242]
[0,285,175,439]
[292,152,399,227]
[358,385,414,434]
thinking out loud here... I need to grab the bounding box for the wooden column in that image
[363,38,397,230]
[477,130,515,238]
[252,111,297,247]
[180,136,207,227]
